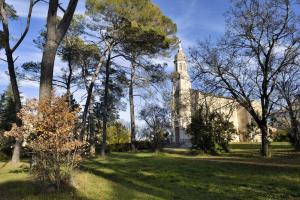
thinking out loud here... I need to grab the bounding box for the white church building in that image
[171,44,261,147]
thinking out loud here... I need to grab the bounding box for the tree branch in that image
[56,0,78,42]
[11,0,34,53]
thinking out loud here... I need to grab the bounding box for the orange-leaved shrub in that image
[5,94,86,190]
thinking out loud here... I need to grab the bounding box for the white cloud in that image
[14,51,42,66]
[0,71,10,87]
[54,57,67,76]
[8,0,48,19]
[19,79,39,88]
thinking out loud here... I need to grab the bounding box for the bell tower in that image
[172,42,192,146]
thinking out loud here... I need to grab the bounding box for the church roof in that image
[190,89,234,100]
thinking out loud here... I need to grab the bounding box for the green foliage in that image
[0,3,17,49]
[0,86,17,155]
[107,122,130,145]
[86,0,177,55]
[33,14,90,64]
[0,86,16,131]
[0,3,18,20]
[187,107,236,154]
[58,15,87,63]
[94,67,127,122]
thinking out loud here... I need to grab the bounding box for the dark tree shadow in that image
[80,149,300,200]
[8,164,29,174]
[0,180,91,200]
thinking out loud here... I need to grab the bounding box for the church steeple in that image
[172,41,192,147]
[175,42,186,63]
[174,41,189,78]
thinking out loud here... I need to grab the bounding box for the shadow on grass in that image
[8,164,30,174]
[0,179,91,200]
[162,148,196,156]
[0,155,9,169]
[230,142,293,150]
[80,147,300,200]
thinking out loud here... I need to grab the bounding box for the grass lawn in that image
[0,142,300,200]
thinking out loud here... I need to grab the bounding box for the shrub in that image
[103,141,154,152]
[134,140,153,151]
[187,107,236,154]
[245,123,260,141]
[0,132,12,157]
[5,94,86,190]
[106,143,131,152]
[272,129,289,142]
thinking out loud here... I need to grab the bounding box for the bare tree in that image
[140,104,171,152]
[190,0,300,156]
[275,65,300,150]
[124,57,169,151]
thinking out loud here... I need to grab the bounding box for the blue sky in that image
[0,0,230,122]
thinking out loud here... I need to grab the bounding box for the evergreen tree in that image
[187,107,236,154]
[94,63,127,156]
[87,0,177,151]
[0,86,17,155]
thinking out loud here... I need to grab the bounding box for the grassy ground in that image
[0,142,299,200]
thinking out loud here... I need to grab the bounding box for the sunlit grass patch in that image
[0,143,299,200]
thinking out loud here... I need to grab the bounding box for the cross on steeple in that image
[175,40,186,63]
[178,40,182,49]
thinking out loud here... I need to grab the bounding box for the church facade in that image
[171,45,261,147]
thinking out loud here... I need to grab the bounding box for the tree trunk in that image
[129,61,137,152]
[259,123,269,157]
[66,58,73,105]
[39,0,78,100]
[101,54,111,157]
[7,53,22,163]
[154,129,160,152]
[89,96,96,156]
[0,0,23,163]
[40,41,58,100]
[80,46,110,140]
[39,0,59,100]
[101,120,107,157]
[11,140,21,163]
[81,82,94,141]
[5,48,22,118]
[290,116,300,150]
